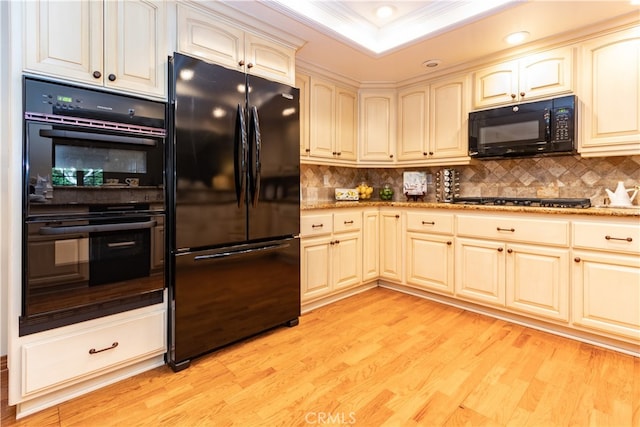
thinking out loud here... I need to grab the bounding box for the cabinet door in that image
[24,0,103,85]
[518,46,573,101]
[309,78,336,159]
[379,211,403,282]
[362,210,379,282]
[176,3,243,71]
[397,86,428,161]
[505,244,569,322]
[245,33,296,85]
[104,0,166,97]
[359,91,396,162]
[455,238,505,306]
[572,250,640,342]
[300,237,332,302]
[473,60,518,108]
[406,232,454,295]
[429,75,470,160]
[335,87,358,161]
[296,72,311,156]
[332,233,362,290]
[579,27,640,156]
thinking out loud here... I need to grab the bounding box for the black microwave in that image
[468,95,576,159]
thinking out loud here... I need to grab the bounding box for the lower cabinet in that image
[379,209,404,282]
[11,302,166,418]
[300,210,362,304]
[362,209,380,282]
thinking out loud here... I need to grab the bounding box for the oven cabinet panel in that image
[23,0,167,99]
[578,27,640,157]
[11,303,166,418]
[472,46,574,109]
[572,250,640,343]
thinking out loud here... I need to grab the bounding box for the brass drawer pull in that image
[422,221,435,225]
[311,224,324,228]
[497,227,515,232]
[605,235,633,242]
[89,342,118,355]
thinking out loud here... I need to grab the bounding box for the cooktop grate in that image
[451,197,591,208]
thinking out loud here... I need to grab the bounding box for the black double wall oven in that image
[21,77,167,335]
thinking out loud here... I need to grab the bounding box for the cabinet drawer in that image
[333,211,362,233]
[301,214,333,237]
[457,214,569,246]
[22,310,165,395]
[573,221,640,254]
[406,211,454,234]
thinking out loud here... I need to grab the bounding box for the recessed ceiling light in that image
[375,5,395,19]
[422,59,442,69]
[505,31,530,45]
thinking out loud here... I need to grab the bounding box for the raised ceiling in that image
[219,1,639,84]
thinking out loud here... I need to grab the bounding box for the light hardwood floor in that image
[2,287,639,426]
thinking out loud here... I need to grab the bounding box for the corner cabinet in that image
[24,0,167,98]
[472,46,574,108]
[176,2,297,86]
[578,26,640,157]
[359,90,397,164]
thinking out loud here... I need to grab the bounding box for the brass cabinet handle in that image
[89,342,118,355]
[605,235,633,242]
[422,221,435,225]
[311,224,323,228]
[497,227,515,232]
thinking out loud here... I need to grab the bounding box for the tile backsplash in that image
[301,155,640,205]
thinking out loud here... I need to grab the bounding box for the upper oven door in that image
[25,121,165,216]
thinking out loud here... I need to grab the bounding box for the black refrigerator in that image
[167,52,301,371]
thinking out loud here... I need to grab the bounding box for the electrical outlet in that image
[426,174,433,184]
[323,174,330,186]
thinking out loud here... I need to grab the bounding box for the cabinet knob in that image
[395,214,400,219]
[574,257,581,263]
[389,154,394,158]
[447,241,452,246]
[337,152,342,156]
[520,91,526,98]
[511,93,516,99]
[332,151,337,155]
[239,60,245,66]
[305,148,310,153]
[507,248,513,254]
[429,151,434,156]
[247,63,254,69]
[334,240,340,245]
[497,247,504,252]
[423,152,428,156]
[108,74,116,82]
[93,71,102,79]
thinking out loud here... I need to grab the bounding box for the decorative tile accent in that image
[301,155,640,205]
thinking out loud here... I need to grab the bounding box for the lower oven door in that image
[21,214,165,335]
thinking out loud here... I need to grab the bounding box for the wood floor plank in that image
[2,287,639,426]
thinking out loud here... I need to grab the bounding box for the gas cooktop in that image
[451,197,591,208]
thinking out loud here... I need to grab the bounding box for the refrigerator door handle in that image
[249,105,262,207]
[234,104,248,208]
[193,242,290,262]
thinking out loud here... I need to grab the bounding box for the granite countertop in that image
[301,200,640,217]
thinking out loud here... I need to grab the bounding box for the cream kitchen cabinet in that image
[306,76,358,163]
[296,72,311,157]
[473,46,574,109]
[300,211,362,304]
[396,85,428,161]
[362,209,380,283]
[24,0,166,98]
[578,26,640,157]
[176,2,297,85]
[455,213,570,322]
[379,209,404,282]
[405,211,455,295]
[359,89,397,163]
[10,302,166,418]
[571,219,640,343]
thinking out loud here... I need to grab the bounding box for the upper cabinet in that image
[578,26,640,157]
[176,2,296,85]
[24,0,167,99]
[473,46,574,109]
[296,72,311,157]
[359,89,397,163]
[396,85,429,161]
[303,76,357,164]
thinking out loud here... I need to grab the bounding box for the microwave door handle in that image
[39,129,157,146]
[544,108,551,142]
